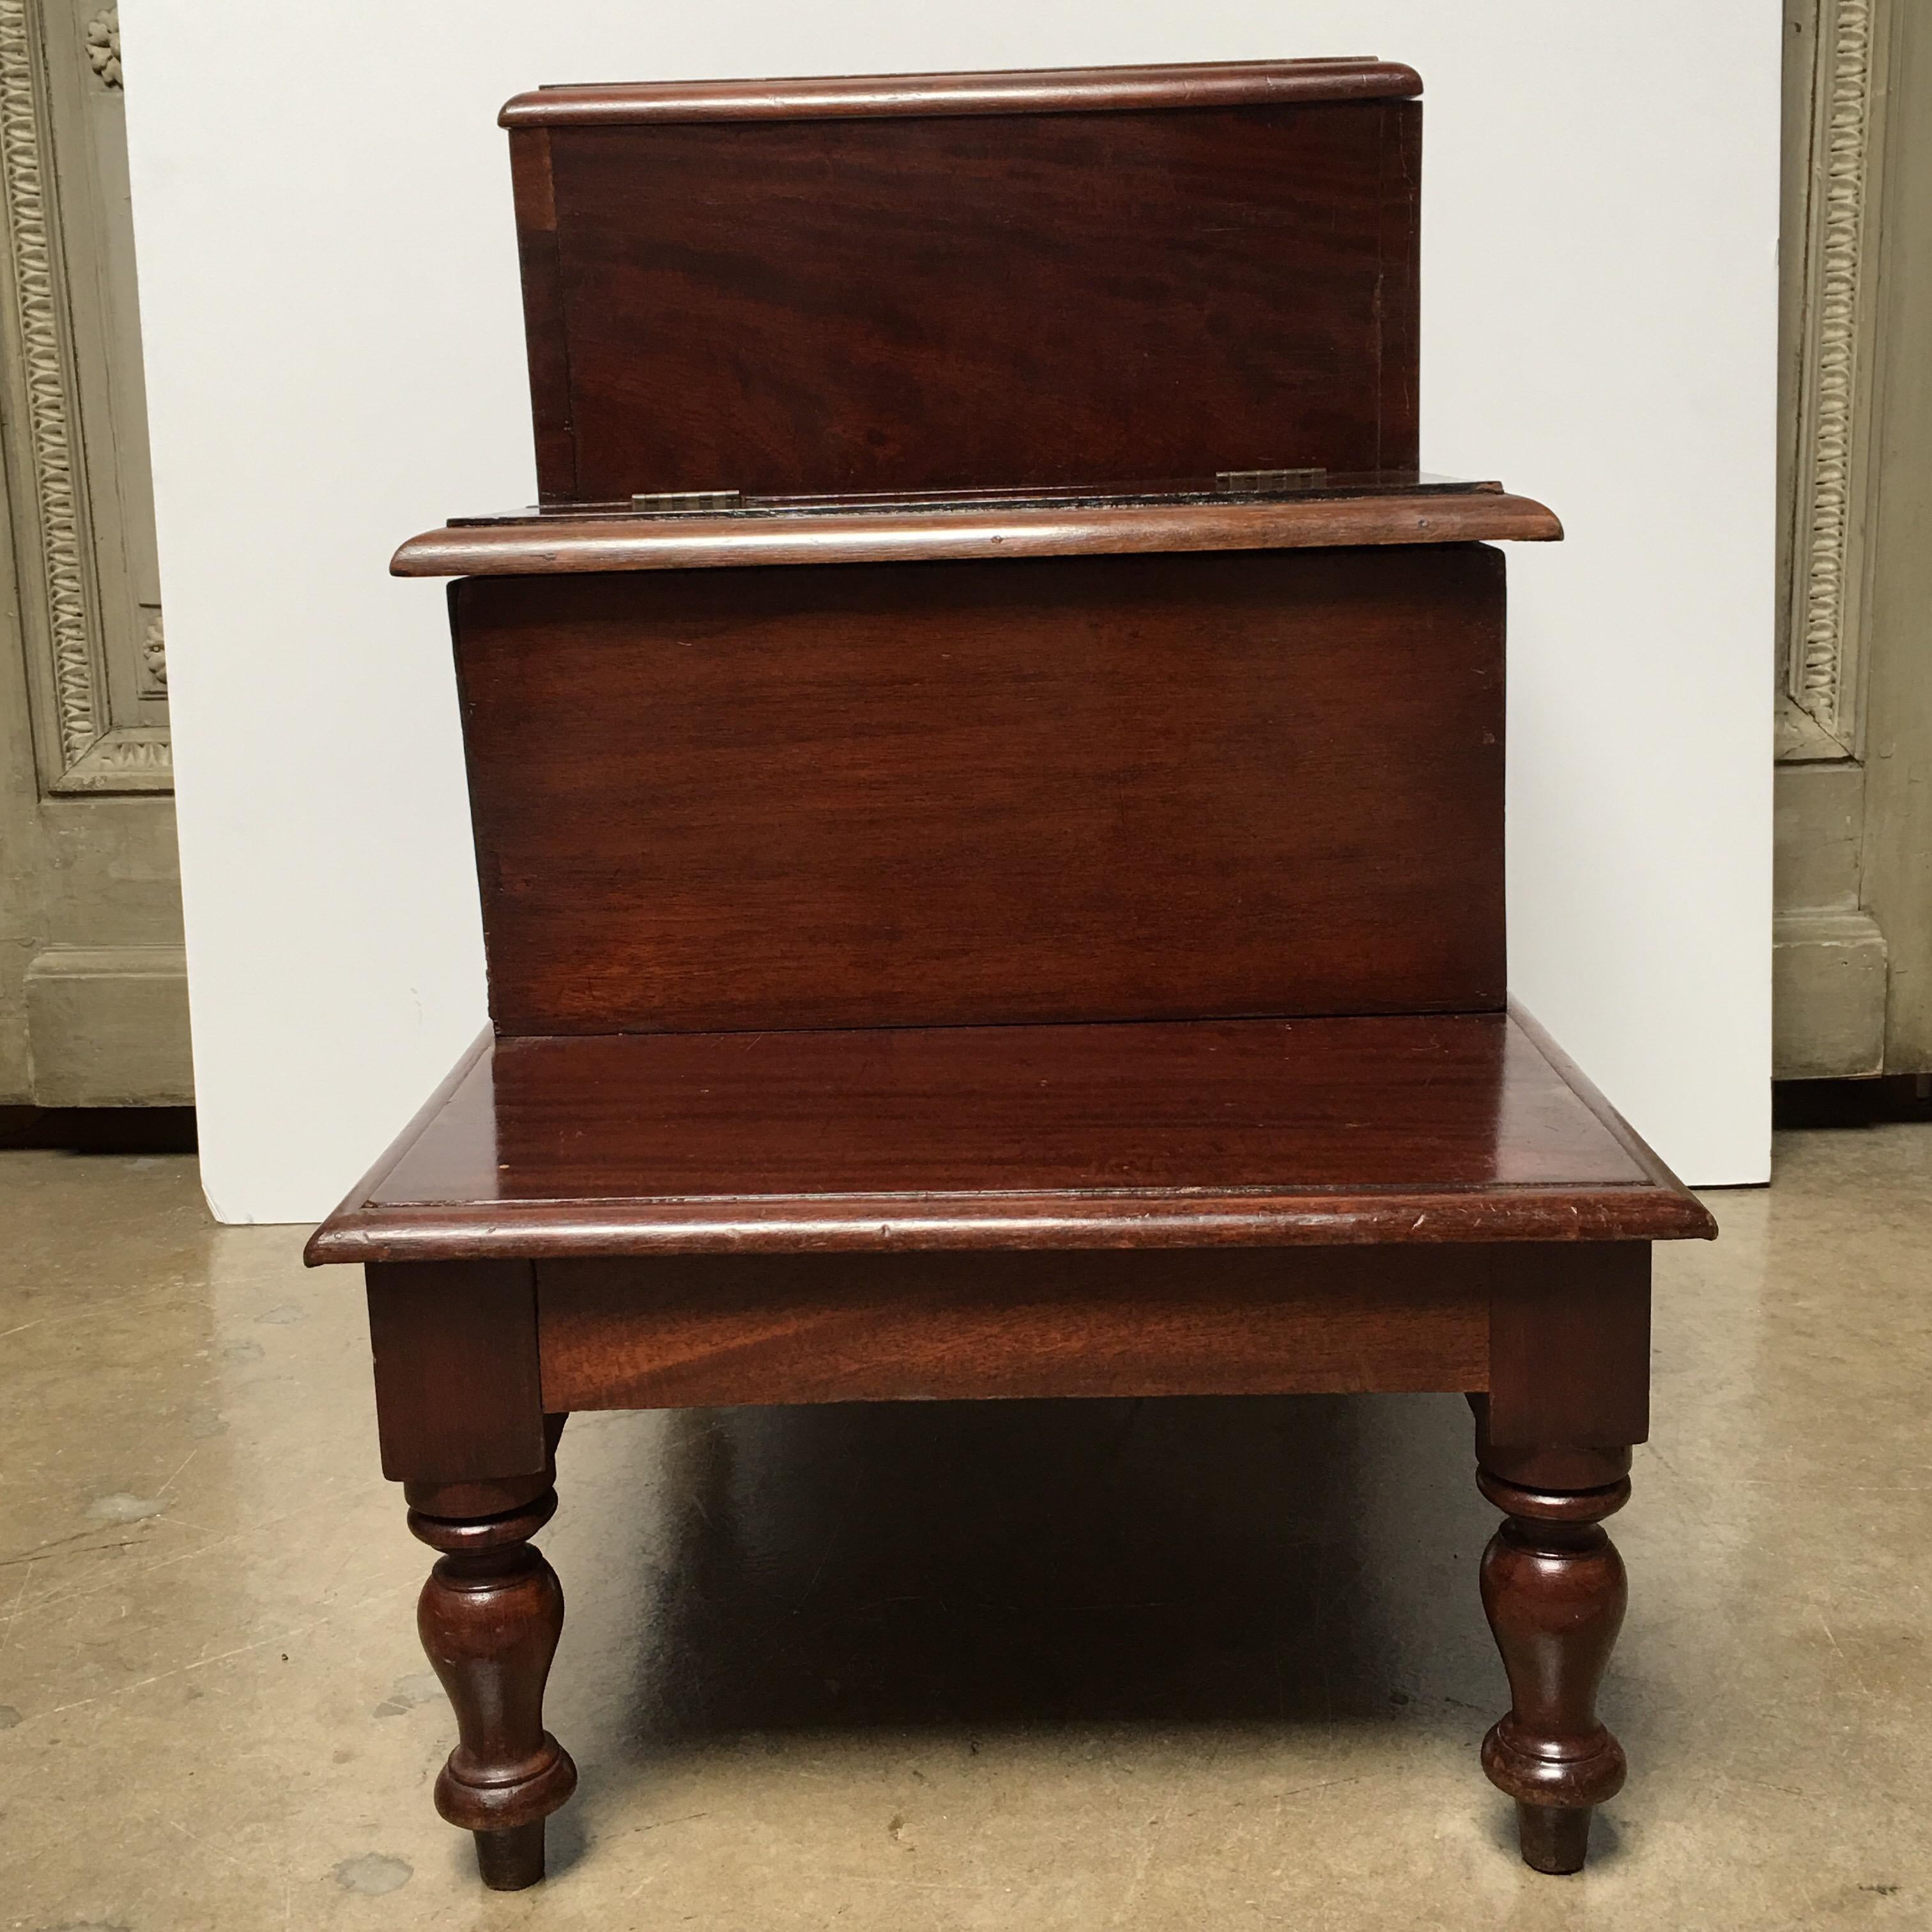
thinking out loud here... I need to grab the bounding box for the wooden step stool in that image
[307,56,1716,1891]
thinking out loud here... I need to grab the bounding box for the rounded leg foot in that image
[410,1489,576,1889]
[1475,1464,1631,1875]
[474,1820,547,1890]
[1515,1801,1591,1875]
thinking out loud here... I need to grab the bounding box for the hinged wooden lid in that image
[504,57,1423,507]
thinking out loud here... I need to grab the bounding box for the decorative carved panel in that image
[82,5,116,90]
[1779,0,1894,762]
[0,0,166,793]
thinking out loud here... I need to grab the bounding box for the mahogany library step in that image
[307,1008,1714,1266]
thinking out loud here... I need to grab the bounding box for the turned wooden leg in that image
[409,1485,578,1889]
[1475,1459,1630,1874]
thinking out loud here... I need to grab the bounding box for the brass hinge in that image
[1216,468,1326,494]
[631,489,744,512]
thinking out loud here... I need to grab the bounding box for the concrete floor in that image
[2,1124,1929,1930]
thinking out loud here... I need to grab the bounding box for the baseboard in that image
[23,946,194,1106]
[1772,910,1887,1080]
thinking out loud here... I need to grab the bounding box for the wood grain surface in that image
[513,89,1420,502]
[499,59,1425,128]
[452,546,1507,1036]
[536,1247,1489,1410]
[364,1261,547,1484]
[305,1013,1715,1264]
[393,491,1560,577]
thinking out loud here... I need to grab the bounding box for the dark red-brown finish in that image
[393,488,1561,578]
[509,66,1420,503]
[538,1247,1491,1411]
[507,130,572,494]
[1475,1461,1632,1875]
[454,546,1506,1038]
[1485,1241,1653,1450]
[309,55,1719,1890]
[304,1013,1715,1268]
[365,1259,546,1483]
[411,1489,578,1889]
[498,59,1425,128]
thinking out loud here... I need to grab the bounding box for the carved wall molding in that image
[0,0,98,763]
[0,0,167,792]
[1782,0,1892,759]
[140,608,164,692]
[82,5,115,88]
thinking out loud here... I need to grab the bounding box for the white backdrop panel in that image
[120,1,1778,1220]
